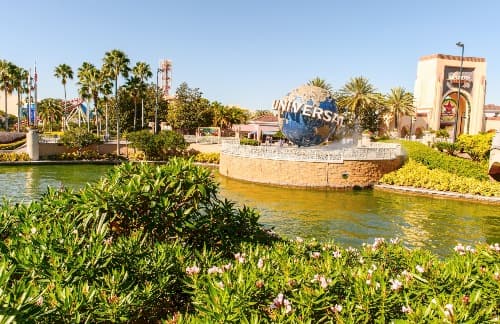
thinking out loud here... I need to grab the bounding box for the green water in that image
[1,164,499,256]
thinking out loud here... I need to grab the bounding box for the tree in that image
[37,98,63,131]
[0,60,16,131]
[102,49,130,154]
[132,62,152,128]
[307,77,332,93]
[124,76,144,130]
[385,87,415,133]
[54,64,74,130]
[167,82,211,134]
[12,66,29,130]
[77,62,96,129]
[336,76,381,131]
[60,127,101,153]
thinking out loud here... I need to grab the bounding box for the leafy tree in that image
[127,129,187,160]
[54,63,74,130]
[307,77,332,93]
[167,82,211,134]
[12,66,29,130]
[251,110,274,119]
[102,49,130,152]
[77,62,97,129]
[385,87,415,132]
[124,76,145,130]
[60,127,101,153]
[132,62,153,129]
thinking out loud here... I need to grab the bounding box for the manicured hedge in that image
[0,152,30,162]
[193,152,220,164]
[399,141,489,181]
[381,160,500,197]
[0,138,26,150]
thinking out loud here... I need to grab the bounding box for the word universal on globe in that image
[273,85,343,147]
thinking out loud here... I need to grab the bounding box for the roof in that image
[251,114,278,123]
[484,104,500,112]
[419,54,486,63]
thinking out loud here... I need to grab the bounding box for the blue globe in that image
[279,85,338,147]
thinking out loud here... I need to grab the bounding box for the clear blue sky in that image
[2,0,499,110]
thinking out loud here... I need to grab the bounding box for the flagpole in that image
[28,68,32,127]
[34,62,38,128]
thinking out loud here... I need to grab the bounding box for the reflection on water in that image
[0,164,499,256]
[217,174,500,256]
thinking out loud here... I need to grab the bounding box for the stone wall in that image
[38,143,129,158]
[219,153,404,189]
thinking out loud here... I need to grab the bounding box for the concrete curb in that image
[375,184,500,204]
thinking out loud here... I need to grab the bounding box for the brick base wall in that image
[219,153,404,189]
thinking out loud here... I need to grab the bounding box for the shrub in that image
[194,152,220,164]
[433,142,458,156]
[0,138,26,150]
[380,159,500,196]
[456,132,494,162]
[240,138,260,146]
[127,130,187,160]
[0,152,30,161]
[60,128,101,153]
[435,129,450,138]
[0,131,26,144]
[398,141,489,181]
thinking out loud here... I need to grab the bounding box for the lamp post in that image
[453,42,464,142]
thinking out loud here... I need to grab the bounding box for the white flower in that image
[389,279,402,291]
[489,243,500,252]
[332,304,342,313]
[332,250,342,258]
[402,305,412,313]
[234,252,246,263]
[186,265,200,276]
[444,303,454,317]
[31,227,37,234]
[222,263,232,271]
[207,266,223,275]
[311,252,321,259]
[295,237,304,243]
[271,293,292,314]
[416,265,425,273]
[216,281,224,289]
[257,258,264,269]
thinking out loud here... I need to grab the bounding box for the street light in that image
[453,41,464,142]
[155,67,163,134]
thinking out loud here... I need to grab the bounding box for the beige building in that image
[411,54,489,137]
[0,91,19,116]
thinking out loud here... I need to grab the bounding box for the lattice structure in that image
[160,59,172,98]
[63,98,90,127]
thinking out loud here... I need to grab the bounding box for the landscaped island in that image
[1,160,498,322]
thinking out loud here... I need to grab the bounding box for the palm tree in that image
[99,77,113,139]
[125,76,144,130]
[385,87,415,133]
[54,64,74,130]
[0,60,16,131]
[78,62,105,133]
[336,76,380,126]
[132,62,152,128]
[12,66,29,130]
[38,98,62,131]
[212,102,231,129]
[307,77,332,93]
[102,49,130,155]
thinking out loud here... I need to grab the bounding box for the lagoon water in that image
[1,164,499,256]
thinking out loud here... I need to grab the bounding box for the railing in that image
[221,140,403,162]
[184,135,221,144]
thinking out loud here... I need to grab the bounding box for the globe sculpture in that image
[274,85,339,147]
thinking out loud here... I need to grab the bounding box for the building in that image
[411,54,489,137]
[0,91,19,117]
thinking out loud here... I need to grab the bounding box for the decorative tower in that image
[159,59,172,99]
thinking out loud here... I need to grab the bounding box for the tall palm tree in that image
[385,87,415,132]
[77,62,95,129]
[99,76,113,139]
[54,64,73,130]
[0,60,16,131]
[12,66,29,130]
[125,76,144,130]
[336,76,380,125]
[102,49,130,155]
[307,77,332,93]
[132,62,152,128]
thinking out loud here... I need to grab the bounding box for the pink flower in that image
[216,281,224,289]
[311,252,321,259]
[454,243,466,255]
[401,270,413,282]
[234,252,246,263]
[332,250,342,258]
[271,293,292,314]
[389,279,402,291]
[223,263,232,271]
[331,304,342,313]
[416,265,425,273]
[186,265,200,276]
[35,296,44,306]
[295,237,304,243]
[402,305,412,314]
[312,274,331,288]
[489,243,500,252]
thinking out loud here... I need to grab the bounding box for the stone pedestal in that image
[27,129,39,161]
[359,133,372,147]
